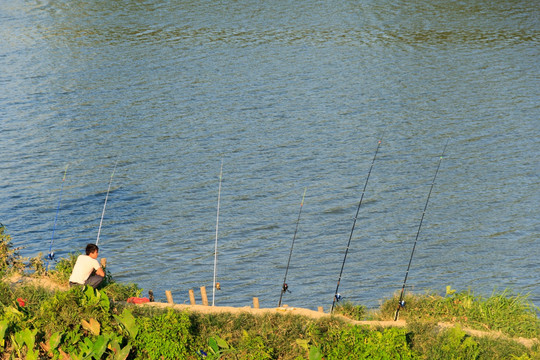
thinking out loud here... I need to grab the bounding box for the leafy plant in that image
[114,308,139,339]
[206,334,235,359]
[29,252,46,277]
[35,286,113,336]
[11,328,39,360]
[236,330,274,359]
[321,325,416,359]
[102,282,142,302]
[39,330,63,358]
[296,339,323,360]
[0,319,8,349]
[81,285,110,313]
[0,224,25,274]
[108,338,133,360]
[135,309,192,359]
[407,322,481,360]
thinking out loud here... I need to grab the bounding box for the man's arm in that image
[96,267,105,277]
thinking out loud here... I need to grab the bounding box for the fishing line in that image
[212,159,223,306]
[278,187,307,307]
[394,140,449,321]
[96,161,118,246]
[47,164,69,267]
[331,133,386,313]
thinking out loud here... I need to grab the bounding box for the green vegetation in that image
[0,224,25,275]
[378,286,540,339]
[332,300,366,321]
[1,224,539,359]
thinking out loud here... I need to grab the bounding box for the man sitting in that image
[69,243,105,288]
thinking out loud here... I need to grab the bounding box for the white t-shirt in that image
[69,255,101,284]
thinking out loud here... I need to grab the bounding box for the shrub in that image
[321,325,416,359]
[36,286,112,336]
[0,224,25,275]
[134,309,192,359]
[101,282,142,302]
[28,253,46,277]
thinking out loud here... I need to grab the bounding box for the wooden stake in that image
[201,286,208,306]
[100,258,107,268]
[253,297,259,309]
[165,290,174,304]
[189,289,196,305]
[318,306,324,313]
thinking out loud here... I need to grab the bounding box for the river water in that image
[1,0,538,310]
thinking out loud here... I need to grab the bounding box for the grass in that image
[333,300,367,321]
[377,288,540,339]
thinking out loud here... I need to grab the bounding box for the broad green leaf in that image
[114,309,139,338]
[296,339,309,350]
[13,331,25,350]
[114,344,132,360]
[26,349,39,360]
[0,319,8,347]
[208,337,219,353]
[69,331,81,345]
[83,285,97,303]
[22,328,37,349]
[108,338,121,353]
[49,331,63,350]
[91,335,110,358]
[308,346,323,360]
[215,335,229,349]
[97,289,111,312]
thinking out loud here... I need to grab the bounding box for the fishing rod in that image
[212,159,223,306]
[96,161,118,246]
[278,187,307,307]
[394,140,449,321]
[47,164,69,267]
[331,134,386,312]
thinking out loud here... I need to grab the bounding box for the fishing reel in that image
[282,283,291,294]
[335,293,343,302]
[47,252,55,261]
[399,300,406,308]
[216,282,221,290]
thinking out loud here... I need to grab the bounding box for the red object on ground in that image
[16,298,26,307]
[127,297,150,304]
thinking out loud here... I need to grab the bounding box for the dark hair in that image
[86,243,99,255]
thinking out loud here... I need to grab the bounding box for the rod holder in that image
[201,286,208,306]
[165,290,174,304]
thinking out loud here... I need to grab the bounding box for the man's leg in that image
[85,275,104,288]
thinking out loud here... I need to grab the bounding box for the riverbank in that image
[1,226,539,359]
[6,272,539,348]
[4,272,539,351]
